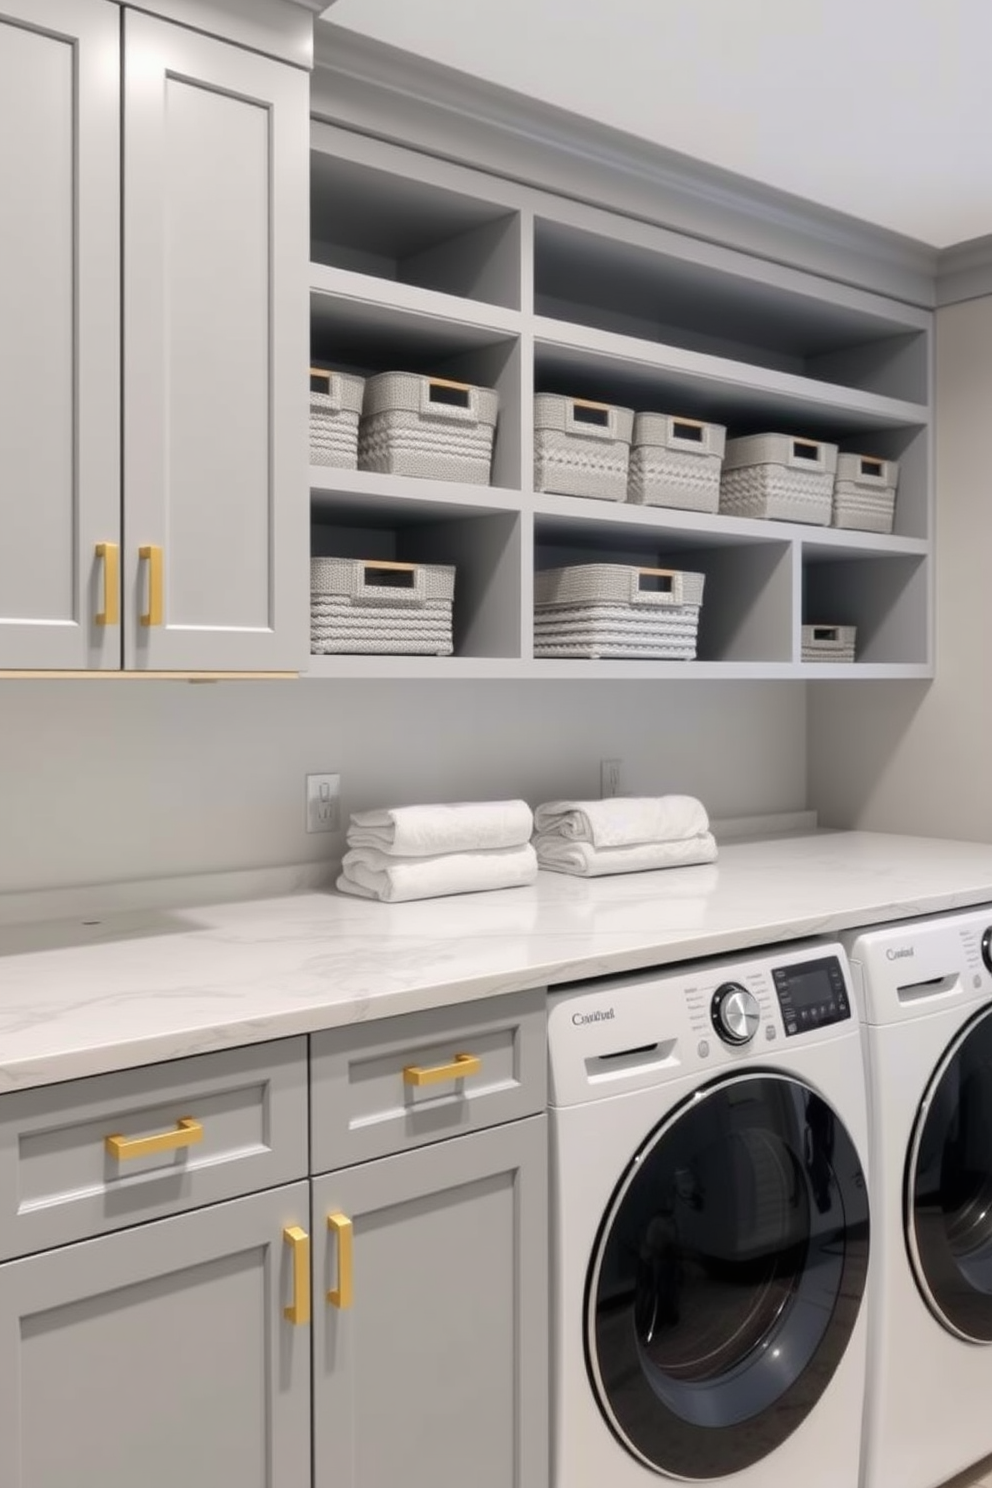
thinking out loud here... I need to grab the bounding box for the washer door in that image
[585,1072,869,1480]
[907,1004,992,1341]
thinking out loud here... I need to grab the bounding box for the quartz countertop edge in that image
[3,830,992,1094]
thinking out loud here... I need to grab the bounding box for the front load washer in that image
[548,941,870,1488]
[844,908,992,1488]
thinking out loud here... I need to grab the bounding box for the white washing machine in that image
[844,908,992,1488]
[548,941,871,1488]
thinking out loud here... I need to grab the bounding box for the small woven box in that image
[534,563,705,660]
[628,413,726,512]
[832,453,899,534]
[802,624,857,663]
[534,394,635,501]
[311,557,455,656]
[720,433,838,526]
[309,368,365,469]
[358,372,498,485]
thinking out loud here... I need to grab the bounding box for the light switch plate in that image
[306,773,341,833]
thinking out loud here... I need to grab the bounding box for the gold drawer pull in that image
[283,1226,311,1326]
[402,1052,482,1087]
[327,1212,353,1309]
[139,544,164,626]
[104,1116,203,1162]
[95,542,119,626]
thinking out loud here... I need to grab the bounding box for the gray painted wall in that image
[0,681,805,894]
[808,295,992,839]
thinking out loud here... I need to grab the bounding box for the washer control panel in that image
[772,954,850,1037]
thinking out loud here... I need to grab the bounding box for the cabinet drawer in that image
[0,1039,308,1260]
[310,989,546,1172]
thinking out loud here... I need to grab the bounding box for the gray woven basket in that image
[534,563,704,659]
[832,453,899,534]
[309,369,365,469]
[720,433,838,526]
[802,623,856,662]
[358,372,498,485]
[311,557,455,656]
[628,413,726,512]
[534,394,634,501]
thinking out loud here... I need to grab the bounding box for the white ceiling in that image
[323,0,991,249]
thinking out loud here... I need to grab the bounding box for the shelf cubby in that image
[311,150,521,310]
[802,544,929,669]
[534,215,930,404]
[309,485,523,667]
[310,292,523,491]
[533,509,793,666]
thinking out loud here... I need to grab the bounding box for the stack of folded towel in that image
[337,800,538,903]
[533,795,716,878]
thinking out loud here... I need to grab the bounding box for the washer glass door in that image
[586,1072,869,1480]
[907,1004,992,1341]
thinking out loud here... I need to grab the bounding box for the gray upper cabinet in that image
[123,11,309,671]
[0,0,121,671]
[312,1116,549,1488]
[0,1182,312,1488]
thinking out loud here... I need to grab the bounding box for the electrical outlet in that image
[601,758,622,798]
[306,773,341,833]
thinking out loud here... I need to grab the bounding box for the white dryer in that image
[548,942,870,1488]
[844,908,992,1488]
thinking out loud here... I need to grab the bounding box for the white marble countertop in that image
[3,830,992,1093]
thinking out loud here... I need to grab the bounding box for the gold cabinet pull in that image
[402,1052,482,1088]
[283,1226,311,1326]
[139,544,163,626]
[95,542,119,626]
[327,1212,353,1309]
[104,1116,203,1162]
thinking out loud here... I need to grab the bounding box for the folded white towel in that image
[337,843,538,903]
[347,800,533,858]
[533,795,709,848]
[535,832,717,878]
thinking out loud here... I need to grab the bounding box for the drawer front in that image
[0,1038,308,1260]
[310,989,546,1172]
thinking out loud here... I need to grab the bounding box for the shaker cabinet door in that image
[312,1116,549,1488]
[0,0,121,670]
[122,11,308,672]
[0,1183,312,1488]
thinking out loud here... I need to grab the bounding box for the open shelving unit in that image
[305,120,933,681]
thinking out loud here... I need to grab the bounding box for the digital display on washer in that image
[772,955,850,1037]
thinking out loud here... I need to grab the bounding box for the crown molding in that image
[313,25,939,307]
[936,235,992,306]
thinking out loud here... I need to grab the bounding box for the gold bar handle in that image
[105,1116,203,1162]
[402,1052,482,1087]
[95,542,119,626]
[428,377,471,391]
[283,1226,311,1326]
[362,560,418,572]
[638,567,678,577]
[327,1212,354,1309]
[139,544,163,627]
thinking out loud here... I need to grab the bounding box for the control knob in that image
[982,927,992,977]
[711,982,761,1046]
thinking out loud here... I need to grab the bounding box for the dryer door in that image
[585,1071,869,1480]
[907,1003,992,1341]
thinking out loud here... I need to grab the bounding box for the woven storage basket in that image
[628,413,726,512]
[311,557,455,656]
[357,372,498,485]
[802,624,857,663]
[309,369,365,469]
[534,563,705,660]
[832,453,899,534]
[720,433,838,526]
[534,394,634,501]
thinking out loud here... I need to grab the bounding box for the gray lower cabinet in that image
[0,0,121,670]
[0,1181,312,1488]
[312,1116,549,1488]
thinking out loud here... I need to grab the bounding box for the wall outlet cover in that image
[306,773,341,833]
